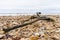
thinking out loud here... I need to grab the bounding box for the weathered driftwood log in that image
[3,12,55,33]
[0,12,55,39]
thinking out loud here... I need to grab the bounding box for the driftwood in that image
[0,12,55,39]
[3,19,40,33]
[3,12,55,33]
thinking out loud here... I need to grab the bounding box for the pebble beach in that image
[0,15,60,40]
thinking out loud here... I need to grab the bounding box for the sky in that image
[0,0,60,14]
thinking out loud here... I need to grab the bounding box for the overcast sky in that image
[0,0,60,14]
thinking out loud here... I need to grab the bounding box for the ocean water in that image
[0,9,60,15]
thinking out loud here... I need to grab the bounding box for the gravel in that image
[0,15,60,40]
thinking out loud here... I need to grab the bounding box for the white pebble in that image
[34,33,39,36]
[0,34,5,38]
